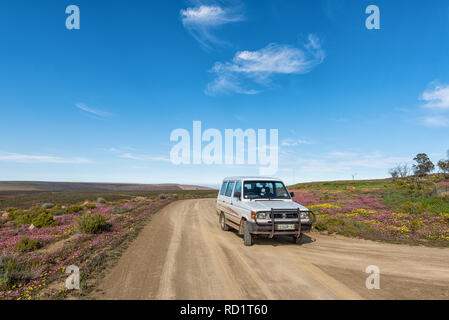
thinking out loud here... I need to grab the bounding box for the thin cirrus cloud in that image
[180,4,244,49]
[75,103,116,119]
[108,148,171,162]
[206,34,325,95]
[419,82,449,127]
[281,138,312,147]
[119,153,171,162]
[0,152,90,164]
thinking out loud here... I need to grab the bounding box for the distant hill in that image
[0,181,213,192]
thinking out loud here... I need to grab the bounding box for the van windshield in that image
[243,181,290,200]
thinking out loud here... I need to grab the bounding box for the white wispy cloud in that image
[418,82,449,127]
[107,148,170,162]
[281,138,312,147]
[119,153,171,162]
[0,152,90,164]
[180,4,243,49]
[75,103,116,119]
[206,34,325,95]
[421,83,449,110]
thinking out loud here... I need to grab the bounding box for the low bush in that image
[67,205,84,214]
[77,213,107,234]
[314,216,370,237]
[85,203,97,210]
[398,202,425,215]
[41,203,55,209]
[32,212,57,228]
[14,237,41,253]
[15,212,35,225]
[50,204,66,216]
[96,197,106,204]
[0,256,21,290]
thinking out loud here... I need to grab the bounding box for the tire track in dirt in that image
[93,199,449,300]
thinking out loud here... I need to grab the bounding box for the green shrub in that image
[77,213,107,234]
[399,202,425,215]
[28,206,46,216]
[67,205,84,214]
[314,216,370,237]
[97,197,106,204]
[85,203,97,210]
[14,237,41,253]
[0,256,20,289]
[41,203,55,209]
[15,212,35,225]
[50,204,66,216]
[32,212,57,228]
[110,207,132,215]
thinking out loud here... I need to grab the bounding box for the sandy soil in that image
[92,199,449,300]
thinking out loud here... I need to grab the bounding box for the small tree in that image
[438,150,449,179]
[389,163,410,180]
[389,167,399,181]
[412,153,435,178]
[397,163,410,178]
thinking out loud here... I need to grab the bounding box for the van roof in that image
[223,176,283,182]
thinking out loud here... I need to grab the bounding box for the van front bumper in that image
[248,221,312,237]
[249,209,315,238]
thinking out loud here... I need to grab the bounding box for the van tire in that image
[220,213,230,231]
[243,221,253,246]
[292,233,304,244]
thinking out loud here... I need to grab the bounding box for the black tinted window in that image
[243,181,290,199]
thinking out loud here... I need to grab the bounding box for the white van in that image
[216,177,315,246]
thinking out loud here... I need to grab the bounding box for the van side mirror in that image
[290,192,295,198]
[234,192,241,199]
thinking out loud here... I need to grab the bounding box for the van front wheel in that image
[292,233,304,244]
[243,221,253,246]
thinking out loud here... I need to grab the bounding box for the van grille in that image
[269,212,298,219]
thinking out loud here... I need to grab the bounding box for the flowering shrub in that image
[0,194,182,300]
[32,212,57,228]
[14,238,41,253]
[291,179,449,246]
[77,213,107,234]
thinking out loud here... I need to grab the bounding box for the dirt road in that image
[93,199,449,300]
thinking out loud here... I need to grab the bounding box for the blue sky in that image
[1,0,449,186]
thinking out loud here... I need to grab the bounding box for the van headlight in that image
[300,211,309,220]
[257,212,268,219]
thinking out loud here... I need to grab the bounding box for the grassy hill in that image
[290,175,449,247]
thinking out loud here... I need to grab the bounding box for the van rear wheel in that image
[220,213,230,231]
[243,221,253,246]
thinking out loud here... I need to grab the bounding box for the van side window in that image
[219,182,228,195]
[234,181,242,197]
[225,182,235,197]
